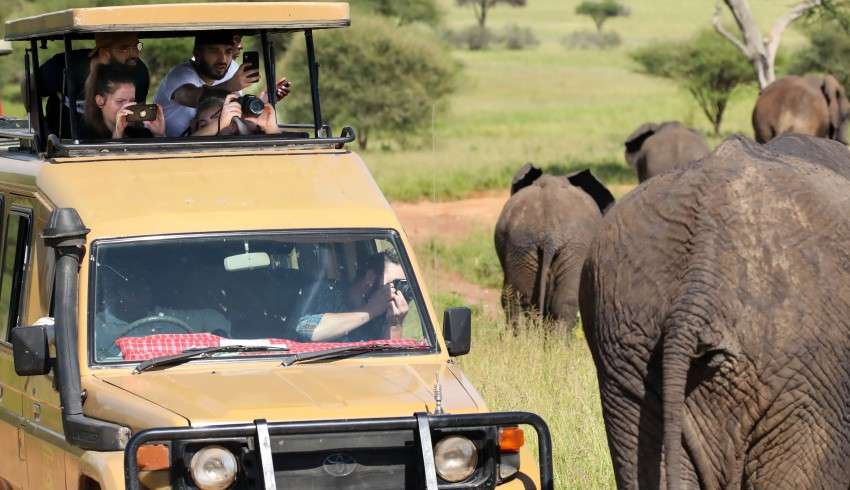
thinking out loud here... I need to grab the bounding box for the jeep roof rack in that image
[3,2,350,40]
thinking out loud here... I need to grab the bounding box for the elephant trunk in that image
[662,329,696,490]
[536,247,554,318]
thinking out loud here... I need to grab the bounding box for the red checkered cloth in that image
[115,333,429,361]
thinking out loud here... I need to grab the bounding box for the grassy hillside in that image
[364,0,807,200]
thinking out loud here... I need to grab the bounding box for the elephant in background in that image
[623,121,710,182]
[495,164,614,326]
[580,134,850,489]
[752,74,850,144]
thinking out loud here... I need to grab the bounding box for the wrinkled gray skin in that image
[752,75,850,144]
[624,121,710,182]
[495,164,614,325]
[580,134,850,489]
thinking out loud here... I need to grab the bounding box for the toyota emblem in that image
[322,453,357,477]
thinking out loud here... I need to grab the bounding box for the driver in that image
[94,268,231,359]
[293,252,409,342]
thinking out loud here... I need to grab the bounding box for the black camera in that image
[392,279,414,302]
[238,94,265,117]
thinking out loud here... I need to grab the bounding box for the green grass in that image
[425,237,614,487]
[420,226,502,289]
[431,288,614,488]
[362,0,809,201]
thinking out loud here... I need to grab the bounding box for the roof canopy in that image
[4,2,350,41]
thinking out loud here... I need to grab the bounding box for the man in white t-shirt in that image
[155,32,259,137]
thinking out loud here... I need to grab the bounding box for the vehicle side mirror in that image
[11,325,54,376]
[443,307,471,357]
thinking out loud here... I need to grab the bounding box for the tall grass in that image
[433,290,615,489]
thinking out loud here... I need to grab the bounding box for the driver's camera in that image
[392,279,413,302]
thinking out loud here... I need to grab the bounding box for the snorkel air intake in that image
[43,208,130,450]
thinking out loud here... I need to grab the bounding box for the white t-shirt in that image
[154,60,240,137]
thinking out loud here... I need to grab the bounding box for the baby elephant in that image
[624,121,710,182]
[494,164,614,326]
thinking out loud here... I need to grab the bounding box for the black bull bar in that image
[125,411,553,490]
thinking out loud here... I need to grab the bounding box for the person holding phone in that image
[83,62,165,139]
[154,32,291,137]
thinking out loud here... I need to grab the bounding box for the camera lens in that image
[240,95,265,117]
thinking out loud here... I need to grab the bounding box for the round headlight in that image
[190,445,238,490]
[434,435,478,483]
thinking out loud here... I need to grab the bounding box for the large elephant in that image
[579,134,850,489]
[752,74,850,144]
[495,164,614,325]
[624,121,710,182]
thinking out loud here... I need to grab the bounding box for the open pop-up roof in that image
[4,2,350,41]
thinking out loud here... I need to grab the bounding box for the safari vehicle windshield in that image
[90,231,434,365]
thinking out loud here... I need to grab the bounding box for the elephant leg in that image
[501,247,539,323]
[743,385,850,489]
[547,248,585,327]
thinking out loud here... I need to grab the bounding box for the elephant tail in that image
[536,247,554,318]
[662,326,696,490]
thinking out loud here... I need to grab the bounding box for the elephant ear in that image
[567,169,615,214]
[821,75,847,138]
[510,163,543,195]
[624,122,660,167]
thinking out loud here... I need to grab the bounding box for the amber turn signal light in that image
[137,444,170,471]
[499,427,525,453]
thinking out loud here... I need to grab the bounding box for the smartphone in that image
[242,51,260,71]
[125,104,158,123]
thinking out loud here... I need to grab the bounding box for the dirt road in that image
[391,192,508,312]
[391,191,508,248]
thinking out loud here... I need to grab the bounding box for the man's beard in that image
[123,57,138,67]
[197,60,229,81]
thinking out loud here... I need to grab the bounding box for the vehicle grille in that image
[269,430,418,489]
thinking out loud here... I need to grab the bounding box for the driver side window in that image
[0,208,31,341]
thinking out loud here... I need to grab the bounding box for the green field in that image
[365,0,807,201]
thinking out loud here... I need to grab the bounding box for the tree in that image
[455,0,527,29]
[575,0,630,33]
[713,0,823,90]
[280,15,458,150]
[351,0,442,26]
[632,30,756,135]
[790,19,850,89]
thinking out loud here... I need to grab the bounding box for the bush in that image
[561,30,622,50]
[631,30,756,135]
[281,15,458,150]
[501,24,539,50]
[444,24,538,51]
[444,25,495,50]
[790,20,850,89]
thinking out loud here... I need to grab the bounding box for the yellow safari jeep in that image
[0,3,552,490]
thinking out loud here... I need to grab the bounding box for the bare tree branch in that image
[765,0,822,61]
[712,2,749,57]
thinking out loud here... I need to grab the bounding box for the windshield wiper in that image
[133,344,289,374]
[281,343,428,367]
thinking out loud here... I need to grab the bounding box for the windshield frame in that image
[85,228,439,369]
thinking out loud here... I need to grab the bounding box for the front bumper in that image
[124,411,553,490]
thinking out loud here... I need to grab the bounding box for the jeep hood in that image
[95,362,482,427]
